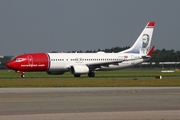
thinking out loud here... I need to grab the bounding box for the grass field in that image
[0,69,180,87]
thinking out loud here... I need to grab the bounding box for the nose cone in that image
[6,61,14,69]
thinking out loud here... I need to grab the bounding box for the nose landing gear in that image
[16,71,26,78]
[21,74,26,78]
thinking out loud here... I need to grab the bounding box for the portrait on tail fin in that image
[140,34,150,54]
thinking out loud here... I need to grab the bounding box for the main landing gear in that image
[74,72,95,77]
[74,74,81,77]
[88,71,95,77]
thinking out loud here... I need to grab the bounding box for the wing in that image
[87,60,125,70]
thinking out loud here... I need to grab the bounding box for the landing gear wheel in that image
[74,74,81,77]
[21,74,26,78]
[88,72,95,77]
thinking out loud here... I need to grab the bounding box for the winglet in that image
[147,46,155,56]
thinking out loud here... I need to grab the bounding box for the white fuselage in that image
[48,53,146,72]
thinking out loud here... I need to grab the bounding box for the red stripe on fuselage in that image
[6,53,49,72]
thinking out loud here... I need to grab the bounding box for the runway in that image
[0,87,180,120]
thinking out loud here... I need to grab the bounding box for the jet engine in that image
[70,65,89,74]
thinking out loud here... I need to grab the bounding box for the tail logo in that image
[141,34,150,54]
[142,34,149,48]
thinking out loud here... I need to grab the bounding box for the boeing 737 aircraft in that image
[6,22,155,78]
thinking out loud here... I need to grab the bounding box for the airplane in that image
[6,22,155,78]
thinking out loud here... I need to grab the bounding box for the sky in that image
[0,0,180,55]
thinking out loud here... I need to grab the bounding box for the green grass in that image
[0,69,180,87]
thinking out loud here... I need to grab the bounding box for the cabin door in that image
[27,55,33,66]
[131,55,135,64]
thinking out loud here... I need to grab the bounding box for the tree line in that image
[151,49,180,62]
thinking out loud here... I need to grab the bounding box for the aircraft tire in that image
[74,74,81,77]
[88,72,95,77]
[21,74,26,78]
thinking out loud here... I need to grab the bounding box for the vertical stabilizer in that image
[120,22,155,55]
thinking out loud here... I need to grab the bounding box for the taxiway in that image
[0,87,180,120]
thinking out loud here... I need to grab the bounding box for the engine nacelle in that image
[46,71,65,75]
[70,65,89,74]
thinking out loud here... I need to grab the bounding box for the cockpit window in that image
[15,58,22,62]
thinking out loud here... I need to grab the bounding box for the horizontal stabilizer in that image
[142,46,155,58]
[147,46,155,56]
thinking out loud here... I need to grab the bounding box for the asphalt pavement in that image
[0,87,180,120]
